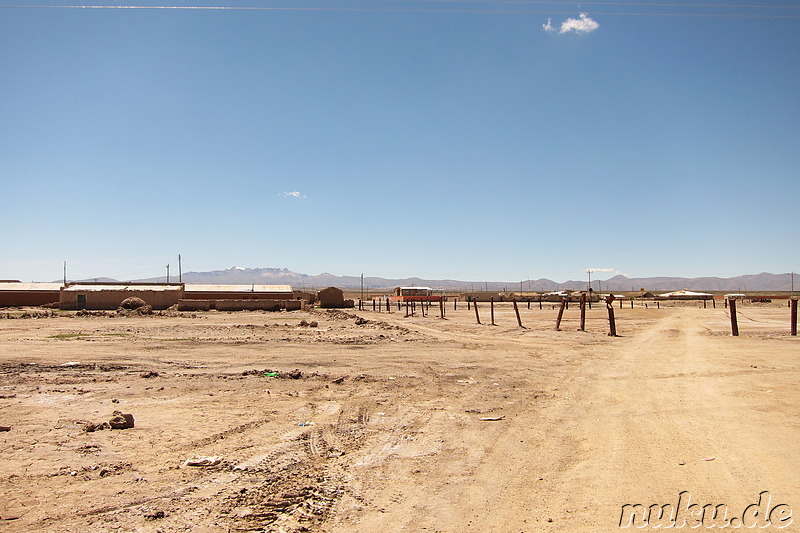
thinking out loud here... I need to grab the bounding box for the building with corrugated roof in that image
[0,282,62,307]
[183,284,293,301]
[60,283,184,310]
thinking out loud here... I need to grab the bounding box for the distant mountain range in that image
[128,266,798,292]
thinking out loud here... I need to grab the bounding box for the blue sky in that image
[2,1,798,283]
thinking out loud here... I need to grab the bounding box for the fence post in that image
[440,297,445,319]
[606,294,618,337]
[373,299,376,311]
[555,298,567,331]
[729,297,739,336]
[579,292,586,331]
[405,300,410,317]
[454,298,457,311]
[513,299,524,328]
[490,297,495,326]
[790,298,797,336]
[474,299,481,324]
[467,297,471,311]
[539,296,543,310]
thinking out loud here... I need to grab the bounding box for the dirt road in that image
[0,304,797,531]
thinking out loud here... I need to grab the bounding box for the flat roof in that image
[185,284,293,293]
[63,284,183,292]
[0,282,63,292]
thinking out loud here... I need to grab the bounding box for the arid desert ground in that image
[1,302,798,532]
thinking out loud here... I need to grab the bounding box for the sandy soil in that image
[0,302,798,532]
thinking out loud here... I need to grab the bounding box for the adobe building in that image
[318,287,346,308]
[183,284,293,300]
[60,283,184,310]
[0,282,62,307]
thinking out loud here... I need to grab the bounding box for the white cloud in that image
[280,191,306,199]
[543,18,554,32]
[587,267,628,276]
[559,13,599,34]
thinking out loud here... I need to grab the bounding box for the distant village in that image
[0,280,773,312]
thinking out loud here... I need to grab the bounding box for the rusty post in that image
[490,297,495,326]
[790,298,797,336]
[728,297,739,336]
[474,299,481,324]
[513,299,524,328]
[579,292,586,332]
[555,298,567,331]
[606,294,618,337]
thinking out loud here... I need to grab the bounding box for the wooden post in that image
[724,298,728,309]
[513,299,524,328]
[373,299,376,311]
[386,298,390,312]
[439,297,445,319]
[703,299,707,309]
[729,297,739,336]
[656,301,660,309]
[405,300,410,317]
[790,298,797,336]
[358,299,362,311]
[630,299,633,309]
[454,298,457,311]
[579,292,586,332]
[712,298,716,309]
[606,294,618,337]
[467,297,471,311]
[474,299,481,324]
[490,297,495,326]
[539,296,542,310]
[555,298,567,331]
[527,299,530,310]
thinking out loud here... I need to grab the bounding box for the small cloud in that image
[280,191,306,199]
[543,18,554,32]
[587,267,628,277]
[559,13,599,34]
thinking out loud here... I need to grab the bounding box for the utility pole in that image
[178,254,182,283]
[360,273,364,302]
[63,261,67,285]
[166,264,170,283]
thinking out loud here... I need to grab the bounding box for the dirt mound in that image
[120,297,147,310]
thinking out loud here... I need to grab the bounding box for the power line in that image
[2,2,799,18]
